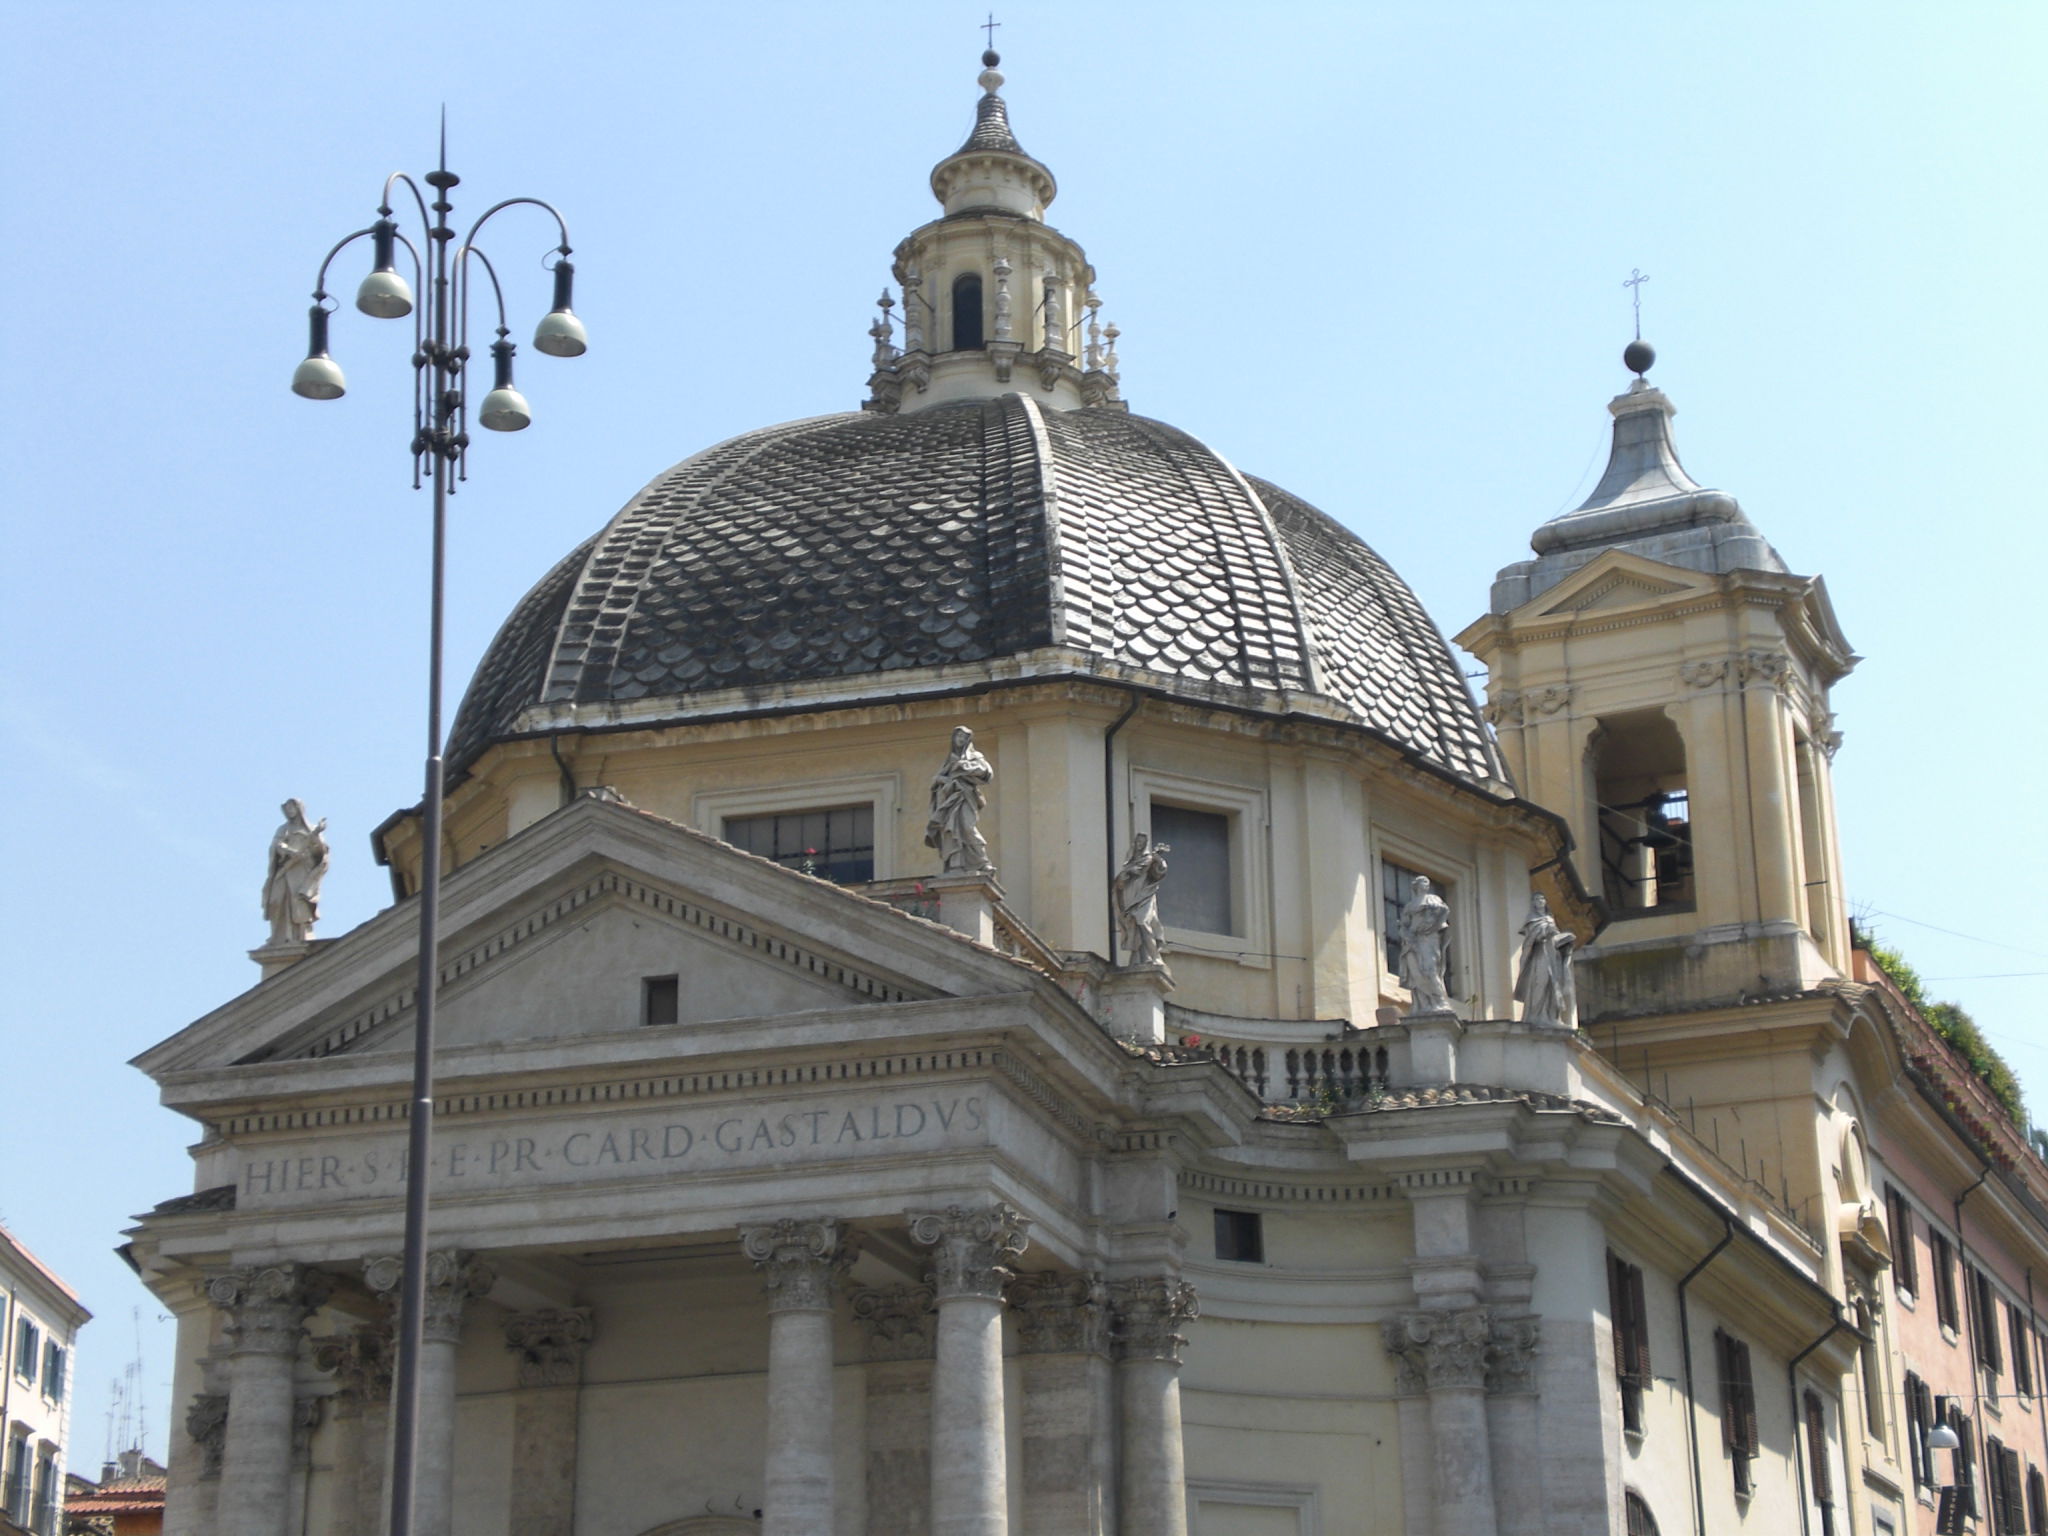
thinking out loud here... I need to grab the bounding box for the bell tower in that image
[863,50,1124,415]
[1457,343,1858,1019]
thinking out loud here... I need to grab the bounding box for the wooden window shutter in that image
[1804,1390,1833,1504]
[1626,1260,1651,1382]
[2003,1446,2026,1535]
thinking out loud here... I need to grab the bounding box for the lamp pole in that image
[290,124,586,1536]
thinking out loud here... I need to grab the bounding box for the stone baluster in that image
[205,1263,333,1536]
[742,1218,854,1536]
[503,1308,595,1536]
[310,1324,395,1536]
[1109,1277,1197,1536]
[1383,1307,1499,1536]
[1012,1272,1113,1536]
[365,1250,495,1536]
[851,1284,937,1536]
[909,1203,1030,1536]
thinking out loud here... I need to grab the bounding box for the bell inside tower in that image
[1589,709,1695,915]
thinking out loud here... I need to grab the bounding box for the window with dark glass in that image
[12,1318,36,1385]
[1608,1252,1651,1434]
[1213,1208,1264,1264]
[723,805,875,885]
[1381,860,1455,977]
[2012,1300,2035,1396]
[39,1340,62,1402]
[1623,1490,1661,1536]
[1971,1268,2006,1375]
[3,1433,27,1525]
[1717,1328,1759,1495]
[642,974,680,1028]
[1905,1372,1934,1490]
[1589,709,1695,914]
[951,272,985,350]
[1888,1185,1919,1299]
[1152,804,1232,935]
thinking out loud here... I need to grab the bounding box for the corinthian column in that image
[310,1324,395,1536]
[851,1285,937,1536]
[1109,1278,1197,1536]
[1384,1307,1498,1536]
[503,1309,595,1536]
[366,1250,495,1536]
[1012,1272,1113,1536]
[909,1204,1030,1536]
[742,1218,854,1536]
[206,1263,333,1536]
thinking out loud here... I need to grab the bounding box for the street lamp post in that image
[290,126,586,1536]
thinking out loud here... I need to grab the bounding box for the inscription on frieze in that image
[235,1089,989,1209]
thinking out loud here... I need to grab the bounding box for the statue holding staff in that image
[263,798,330,946]
[924,726,995,874]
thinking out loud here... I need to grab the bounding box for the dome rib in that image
[444,400,1501,786]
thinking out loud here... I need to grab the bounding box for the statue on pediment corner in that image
[263,798,330,946]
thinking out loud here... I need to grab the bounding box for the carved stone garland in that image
[741,1217,855,1312]
[907,1203,1031,1300]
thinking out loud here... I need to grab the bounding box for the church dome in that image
[447,393,1503,785]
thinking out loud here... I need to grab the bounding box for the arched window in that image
[1623,1490,1661,1536]
[1589,709,1694,914]
[951,272,984,350]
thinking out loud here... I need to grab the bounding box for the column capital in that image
[1109,1276,1199,1364]
[1383,1306,1494,1392]
[741,1216,854,1312]
[1012,1270,1110,1356]
[1486,1312,1542,1396]
[184,1391,228,1480]
[309,1324,394,1415]
[503,1307,595,1387]
[363,1249,497,1344]
[848,1283,936,1361]
[908,1202,1031,1301]
[205,1263,333,1356]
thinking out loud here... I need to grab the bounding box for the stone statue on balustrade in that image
[1112,832,1172,970]
[1513,893,1579,1030]
[924,726,995,874]
[1397,875,1454,1016]
[262,798,330,946]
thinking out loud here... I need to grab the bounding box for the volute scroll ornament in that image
[503,1308,596,1387]
[206,1262,335,1357]
[848,1283,937,1361]
[907,1202,1031,1300]
[309,1324,395,1413]
[1382,1306,1499,1393]
[363,1250,496,1344]
[741,1217,855,1313]
[1486,1314,1542,1395]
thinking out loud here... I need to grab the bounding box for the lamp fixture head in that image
[355,219,415,319]
[290,304,346,400]
[478,337,532,431]
[532,259,587,358]
[1927,1422,1961,1453]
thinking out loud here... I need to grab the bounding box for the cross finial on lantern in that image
[1623,268,1650,342]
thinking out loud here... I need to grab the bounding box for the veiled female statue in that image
[262,798,330,945]
[924,727,995,874]
[1513,894,1579,1029]
[1112,832,1171,968]
[1396,875,1453,1015]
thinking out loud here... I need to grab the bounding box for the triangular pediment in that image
[135,796,1039,1081]
[1523,549,1710,620]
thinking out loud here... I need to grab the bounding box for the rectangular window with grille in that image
[1608,1252,1651,1434]
[1888,1185,1918,1299]
[723,804,875,885]
[1716,1328,1759,1495]
[1151,803,1233,935]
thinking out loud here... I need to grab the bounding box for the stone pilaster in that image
[1383,1307,1499,1536]
[1109,1277,1197,1536]
[743,1218,854,1536]
[206,1263,333,1536]
[1013,1272,1113,1536]
[851,1285,936,1536]
[365,1250,495,1536]
[504,1309,594,1536]
[310,1324,394,1536]
[910,1203,1030,1536]
[1485,1315,1544,1536]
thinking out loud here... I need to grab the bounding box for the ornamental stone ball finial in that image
[1112,831,1172,970]
[1396,874,1454,1016]
[1512,892,1579,1029]
[924,725,995,875]
[263,798,330,946]
[1624,338,1656,377]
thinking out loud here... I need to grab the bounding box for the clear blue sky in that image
[3,0,2041,1466]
